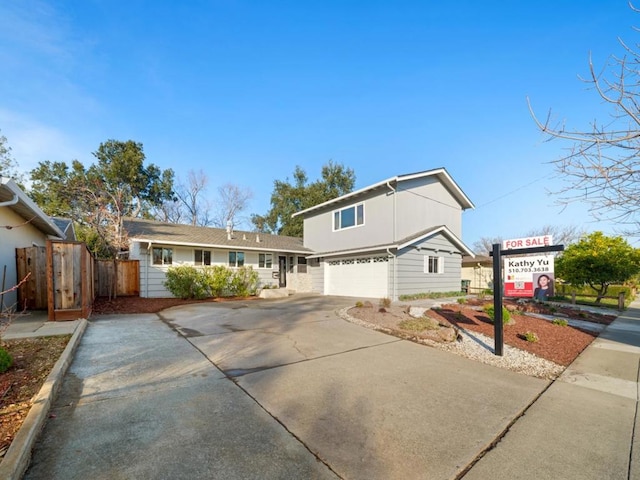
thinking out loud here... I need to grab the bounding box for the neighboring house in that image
[51,217,77,241]
[124,218,312,298]
[0,178,65,311]
[292,168,475,300]
[461,255,493,294]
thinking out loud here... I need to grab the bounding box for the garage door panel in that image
[325,256,388,298]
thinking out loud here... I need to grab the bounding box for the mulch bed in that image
[92,295,257,315]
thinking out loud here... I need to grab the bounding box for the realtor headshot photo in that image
[533,273,554,301]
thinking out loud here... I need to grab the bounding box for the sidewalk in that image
[3,311,81,340]
[463,300,640,479]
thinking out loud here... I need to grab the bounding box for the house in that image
[292,168,475,300]
[0,177,65,311]
[51,217,77,241]
[124,218,313,298]
[461,255,493,294]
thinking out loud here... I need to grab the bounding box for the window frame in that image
[194,249,211,266]
[332,203,365,231]
[424,255,444,274]
[258,253,273,269]
[228,251,245,267]
[152,247,173,266]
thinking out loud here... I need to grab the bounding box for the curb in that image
[0,318,88,480]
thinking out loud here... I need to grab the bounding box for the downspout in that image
[386,181,397,300]
[146,242,152,298]
[0,194,19,207]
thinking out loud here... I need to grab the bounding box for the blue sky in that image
[0,1,637,247]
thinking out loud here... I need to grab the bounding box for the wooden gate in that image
[47,241,94,321]
[96,260,140,298]
[15,246,48,310]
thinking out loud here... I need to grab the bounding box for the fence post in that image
[619,292,625,311]
[571,292,576,305]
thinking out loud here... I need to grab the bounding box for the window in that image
[152,247,173,265]
[194,249,211,266]
[259,253,273,269]
[297,256,307,273]
[229,251,245,267]
[424,255,444,274]
[333,203,364,231]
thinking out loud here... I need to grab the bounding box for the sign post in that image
[490,240,564,356]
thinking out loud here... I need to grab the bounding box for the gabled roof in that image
[0,177,65,238]
[293,168,475,218]
[306,225,474,258]
[52,217,76,241]
[123,218,312,254]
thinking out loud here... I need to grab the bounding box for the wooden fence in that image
[47,241,94,321]
[16,246,48,310]
[95,260,140,298]
[16,244,140,319]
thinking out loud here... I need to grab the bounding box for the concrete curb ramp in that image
[0,319,88,480]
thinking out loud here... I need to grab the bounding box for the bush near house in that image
[164,265,259,299]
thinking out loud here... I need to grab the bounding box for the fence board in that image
[96,260,140,297]
[47,241,94,320]
[16,246,47,309]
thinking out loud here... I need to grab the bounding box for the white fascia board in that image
[1,177,65,238]
[306,244,396,259]
[128,237,310,254]
[397,226,476,257]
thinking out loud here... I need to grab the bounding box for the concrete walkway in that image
[12,295,640,479]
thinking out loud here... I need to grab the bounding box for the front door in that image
[278,256,287,288]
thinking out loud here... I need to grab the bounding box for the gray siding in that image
[302,175,464,254]
[309,260,324,294]
[396,233,463,297]
[395,176,463,239]
[302,189,394,252]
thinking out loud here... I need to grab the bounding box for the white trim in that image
[292,168,474,218]
[397,226,475,257]
[129,237,310,254]
[306,245,396,260]
[332,202,365,232]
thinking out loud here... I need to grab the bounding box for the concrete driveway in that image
[26,294,549,479]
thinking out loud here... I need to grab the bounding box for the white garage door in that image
[325,256,389,298]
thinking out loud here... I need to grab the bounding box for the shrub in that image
[204,265,233,297]
[552,318,569,327]
[0,347,12,373]
[398,317,440,331]
[164,266,210,299]
[355,301,364,308]
[519,331,539,343]
[379,297,392,308]
[229,266,259,297]
[483,304,511,324]
[457,298,467,304]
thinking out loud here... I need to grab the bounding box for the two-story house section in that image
[293,168,475,300]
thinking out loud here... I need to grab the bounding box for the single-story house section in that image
[293,168,475,300]
[0,177,65,311]
[461,255,493,294]
[123,218,313,298]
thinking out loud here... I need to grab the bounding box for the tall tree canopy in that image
[529,5,640,234]
[251,161,356,237]
[555,231,640,303]
[30,139,174,257]
[0,130,23,184]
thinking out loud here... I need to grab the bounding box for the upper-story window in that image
[333,203,364,231]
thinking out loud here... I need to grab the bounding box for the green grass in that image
[399,291,464,301]
[551,294,630,310]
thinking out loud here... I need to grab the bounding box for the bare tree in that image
[173,169,211,226]
[212,183,253,229]
[473,225,583,255]
[528,5,640,234]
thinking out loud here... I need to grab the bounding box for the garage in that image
[325,255,389,298]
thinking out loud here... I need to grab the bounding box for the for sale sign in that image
[504,254,555,298]
[503,235,553,250]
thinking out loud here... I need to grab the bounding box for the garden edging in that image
[0,319,88,480]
